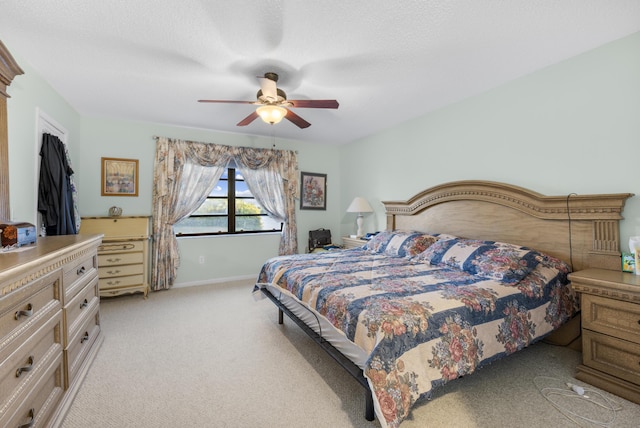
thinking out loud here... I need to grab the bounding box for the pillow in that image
[415,238,543,284]
[364,230,438,257]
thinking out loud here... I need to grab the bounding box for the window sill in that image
[175,231,282,240]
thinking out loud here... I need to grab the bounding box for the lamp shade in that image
[346,197,373,213]
[257,105,287,124]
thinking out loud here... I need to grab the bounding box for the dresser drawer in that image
[62,252,97,302]
[99,274,144,291]
[0,331,64,428]
[582,294,640,343]
[98,250,143,267]
[0,270,62,347]
[64,277,99,347]
[99,263,144,279]
[582,329,640,385]
[99,240,145,254]
[0,310,62,410]
[64,304,100,388]
[81,217,149,238]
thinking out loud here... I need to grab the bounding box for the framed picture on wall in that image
[101,157,139,196]
[300,171,327,210]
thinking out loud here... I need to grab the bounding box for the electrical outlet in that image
[198,255,205,264]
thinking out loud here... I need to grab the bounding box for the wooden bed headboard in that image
[382,180,633,272]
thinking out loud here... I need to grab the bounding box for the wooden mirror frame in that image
[0,40,25,222]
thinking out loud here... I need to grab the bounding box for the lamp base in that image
[356,214,364,238]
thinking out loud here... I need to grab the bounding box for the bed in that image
[254,180,632,428]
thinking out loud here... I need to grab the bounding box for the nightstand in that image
[569,268,640,404]
[342,236,366,249]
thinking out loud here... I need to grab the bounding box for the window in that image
[174,167,283,236]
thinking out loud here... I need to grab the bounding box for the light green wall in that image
[6,31,640,287]
[340,31,640,248]
[6,59,82,225]
[6,51,342,286]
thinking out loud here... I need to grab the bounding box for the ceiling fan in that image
[198,72,339,129]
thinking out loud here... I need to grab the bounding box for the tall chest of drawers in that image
[569,268,640,405]
[0,235,103,427]
[79,216,150,298]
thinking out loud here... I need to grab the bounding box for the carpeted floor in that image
[61,281,640,427]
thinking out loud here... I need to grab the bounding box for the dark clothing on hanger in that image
[38,133,77,235]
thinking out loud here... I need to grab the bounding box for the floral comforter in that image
[255,234,578,428]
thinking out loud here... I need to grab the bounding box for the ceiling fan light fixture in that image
[257,105,287,125]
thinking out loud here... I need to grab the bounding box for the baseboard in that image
[172,274,256,288]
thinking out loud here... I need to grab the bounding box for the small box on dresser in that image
[569,268,640,404]
[79,216,150,298]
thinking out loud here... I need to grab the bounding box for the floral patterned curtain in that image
[233,147,299,255]
[151,137,298,290]
[151,137,231,290]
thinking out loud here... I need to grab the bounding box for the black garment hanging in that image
[38,133,77,235]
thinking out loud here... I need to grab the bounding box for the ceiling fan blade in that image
[198,99,255,104]
[258,76,278,102]
[284,108,311,129]
[237,111,259,126]
[288,99,339,109]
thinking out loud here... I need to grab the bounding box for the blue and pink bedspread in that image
[255,232,578,428]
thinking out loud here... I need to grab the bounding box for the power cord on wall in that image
[534,376,622,427]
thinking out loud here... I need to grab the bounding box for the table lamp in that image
[346,197,373,237]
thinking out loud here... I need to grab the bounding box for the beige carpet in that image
[62,281,640,428]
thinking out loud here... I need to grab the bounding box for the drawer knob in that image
[77,266,86,275]
[14,303,33,320]
[107,270,121,275]
[15,356,34,377]
[18,408,35,428]
[107,258,122,263]
[81,331,90,344]
[107,280,121,286]
[80,299,89,309]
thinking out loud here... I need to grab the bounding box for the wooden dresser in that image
[0,234,103,427]
[569,268,640,404]
[79,216,150,298]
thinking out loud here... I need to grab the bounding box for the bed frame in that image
[263,180,633,421]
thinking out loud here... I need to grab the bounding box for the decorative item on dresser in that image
[569,268,640,404]
[78,216,150,298]
[0,234,103,427]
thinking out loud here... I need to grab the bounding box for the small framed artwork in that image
[300,171,327,210]
[101,157,139,196]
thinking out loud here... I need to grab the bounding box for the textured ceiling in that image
[1,1,640,145]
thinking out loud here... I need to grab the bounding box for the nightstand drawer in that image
[582,294,640,344]
[582,329,640,385]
